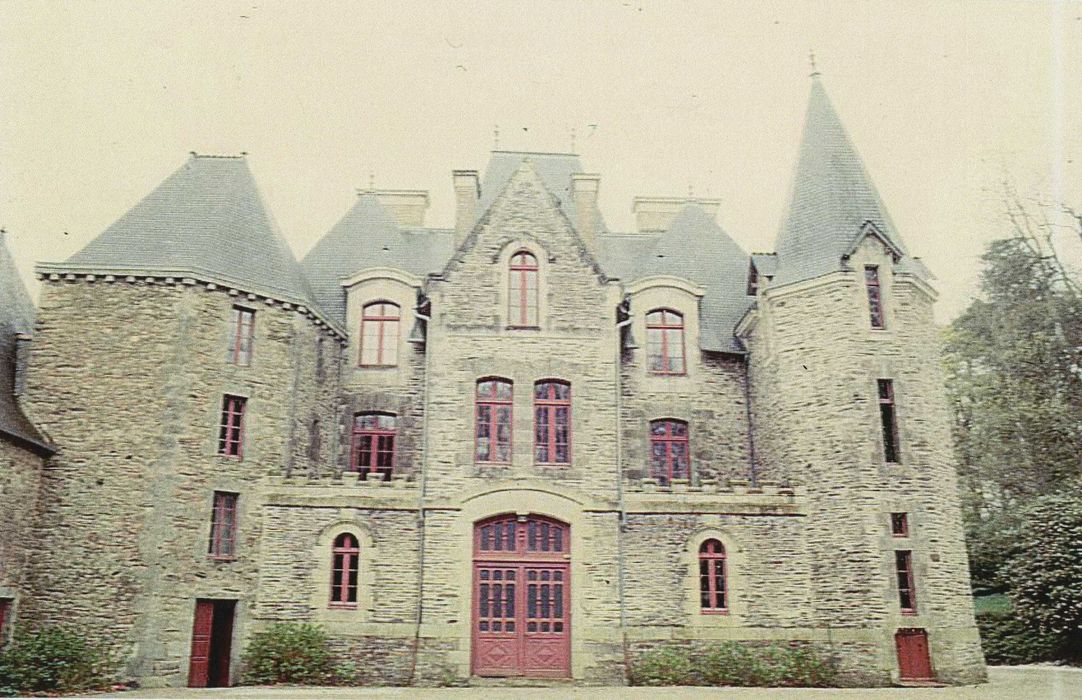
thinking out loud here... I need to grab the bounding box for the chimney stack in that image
[453,170,480,248]
[632,196,721,233]
[369,190,429,227]
[571,173,601,253]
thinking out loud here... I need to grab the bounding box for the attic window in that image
[865,266,886,329]
[508,251,539,328]
[646,309,686,375]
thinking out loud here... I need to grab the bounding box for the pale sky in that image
[2,0,1080,322]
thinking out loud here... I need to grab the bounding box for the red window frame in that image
[646,309,686,375]
[891,512,909,538]
[649,419,690,485]
[878,379,901,464]
[359,301,400,367]
[217,395,246,459]
[228,306,255,366]
[699,539,728,613]
[330,533,360,608]
[508,251,539,328]
[476,379,513,464]
[896,550,917,614]
[865,265,887,329]
[351,413,396,481]
[208,491,238,560]
[534,380,571,465]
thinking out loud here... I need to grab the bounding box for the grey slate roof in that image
[772,77,910,286]
[50,154,319,312]
[301,194,453,323]
[0,233,51,453]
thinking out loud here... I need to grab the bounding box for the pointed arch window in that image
[476,379,513,463]
[650,419,689,485]
[646,309,686,375]
[508,251,539,328]
[699,539,728,613]
[330,533,360,608]
[351,413,396,481]
[534,380,571,465]
[359,301,400,367]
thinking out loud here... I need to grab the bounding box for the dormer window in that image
[508,251,539,328]
[360,301,400,367]
[646,309,686,375]
[865,266,885,329]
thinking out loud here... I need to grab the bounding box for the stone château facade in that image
[0,76,986,687]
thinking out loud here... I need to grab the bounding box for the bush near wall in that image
[241,623,333,685]
[628,642,837,687]
[0,627,118,696]
[976,612,1069,665]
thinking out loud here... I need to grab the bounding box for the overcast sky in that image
[2,1,1080,322]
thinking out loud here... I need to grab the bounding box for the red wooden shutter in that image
[188,601,215,688]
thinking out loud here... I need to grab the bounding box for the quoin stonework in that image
[0,75,986,687]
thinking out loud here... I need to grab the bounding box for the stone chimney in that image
[632,196,721,233]
[370,190,430,227]
[453,170,480,248]
[571,173,601,254]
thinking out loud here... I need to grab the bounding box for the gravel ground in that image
[89,665,1082,700]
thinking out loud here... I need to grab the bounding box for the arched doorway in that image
[471,514,571,678]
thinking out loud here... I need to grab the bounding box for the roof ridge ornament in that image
[809,49,821,78]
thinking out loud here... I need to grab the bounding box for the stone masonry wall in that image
[0,438,44,633]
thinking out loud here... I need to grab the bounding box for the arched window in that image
[508,251,539,328]
[534,380,571,464]
[330,533,360,608]
[359,301,400,367]
[476,379,513,463]
[646,309,686,375]
[351,413,396,480]
[699,539,727,613]
[649,419,689,485]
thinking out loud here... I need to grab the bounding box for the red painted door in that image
[188,601,214,688]
[472,515,571,678]
[895,628,934,680]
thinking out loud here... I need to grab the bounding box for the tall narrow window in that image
[699,539,728,613]
[0,598,11,641]
[330,533,360,608]
[217,395,246,459]
[534,380,571,465]
[866,266,885,329]
[308,418,321,463]
[315,336,326,381]
[878,379,900,463]
[351,413,396,481]
[227,307,256,365]
[208,491,238,560]
[649,419,690,485]
[508,251,539,327]
[476,379,513,463]
[360,302,400,367]
[646,309,686,375]
[896,550,917,613]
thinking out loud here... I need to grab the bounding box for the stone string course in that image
[4,164,985,688]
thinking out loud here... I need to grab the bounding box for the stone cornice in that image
[626,275,706,298]
[340,267,424,290]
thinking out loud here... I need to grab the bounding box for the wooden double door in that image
[188,600,236,688]
[471,515,571,678]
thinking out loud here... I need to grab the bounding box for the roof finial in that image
[688,182,694,199]
[809,49,820,78]
[368,171,375,191]
[493,124,500,150]
[570,127,576,154]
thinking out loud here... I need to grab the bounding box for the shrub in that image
[241,622,332,685]
[976,611,1067,665]
[627,645,696,686]
[629,642,837,687]
[0,626,117,696]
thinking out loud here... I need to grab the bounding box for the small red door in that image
[187,601,214,688]
[472,515,571,678]
[895,628,934,680]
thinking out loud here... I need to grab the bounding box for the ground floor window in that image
[698,539,728,612]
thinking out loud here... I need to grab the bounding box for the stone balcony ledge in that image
[263,473,420,510]
[624,479,806,516]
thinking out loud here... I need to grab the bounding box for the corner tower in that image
[739,76,985,685]
[22,154,341,686]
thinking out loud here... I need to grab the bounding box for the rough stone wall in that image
[22,279,337,686]
[0,438,44,628]
[744,237,985,684]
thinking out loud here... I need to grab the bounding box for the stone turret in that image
[739,76,984,685]
[22,154,340,685]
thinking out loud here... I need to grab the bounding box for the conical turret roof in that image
[773,77,908,286]
[0,233,51,452]
[52,154,317,309]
